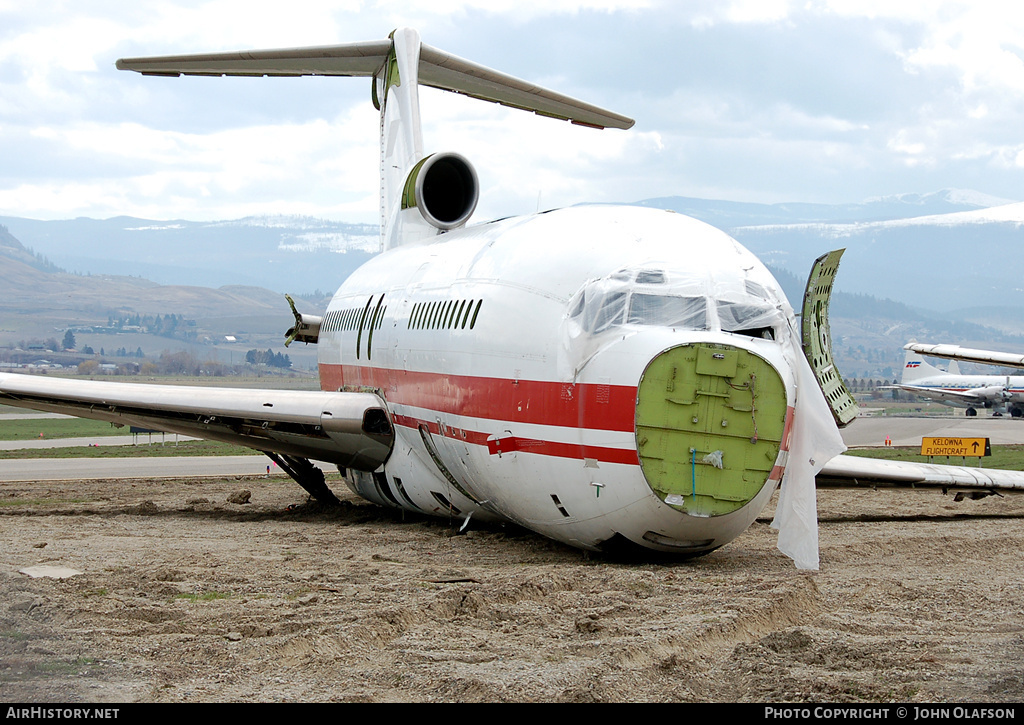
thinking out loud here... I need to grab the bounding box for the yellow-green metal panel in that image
[636,343,787,517]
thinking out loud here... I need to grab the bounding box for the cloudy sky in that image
[3,0,1024,224]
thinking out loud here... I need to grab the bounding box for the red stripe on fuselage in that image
[781,406,795,452]
[391,413,640,465]
[321,364,796,472]
[320,363,637,432]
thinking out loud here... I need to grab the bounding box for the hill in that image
[1,228,292,318]
[0,215,377,295]
[766,265,1024,378]
[5,188,1024,379]
[636,191,1024,313]
[0,224,325,371]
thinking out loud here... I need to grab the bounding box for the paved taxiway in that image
[0,434,193,450]
[3,414,1024,482]
[840,414,1024,447]
[0,410,274,480]
[0,455,273,481]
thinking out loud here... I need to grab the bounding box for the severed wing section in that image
[817,453,1024,494]
[115,32,634,130]
[0,373,393,471]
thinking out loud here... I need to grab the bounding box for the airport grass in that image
[845,444,1024,471]
[0,417,128,441]
[0,439,257,459]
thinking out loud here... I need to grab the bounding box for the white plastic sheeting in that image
[565,267,786,338]
[772,338,848,569]
[560,263,789,380]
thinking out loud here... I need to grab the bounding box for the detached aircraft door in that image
[801,249,858,427]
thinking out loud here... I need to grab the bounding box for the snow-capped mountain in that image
[3,189,1021,312]
[0,215,378,293]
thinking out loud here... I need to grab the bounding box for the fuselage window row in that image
[324,297,481,334]
[407,299,483,331]
[323,301,392,334]
[322,306,375,333]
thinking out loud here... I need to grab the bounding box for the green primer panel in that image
[801,249,859,427]
[636,343,787,517]
[401,156,429,211]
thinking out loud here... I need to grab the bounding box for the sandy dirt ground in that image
[2,472,1024,704]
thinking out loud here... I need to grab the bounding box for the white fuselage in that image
[316,205,801,554]
[901,355,1024,414]
[909,375,1024,400]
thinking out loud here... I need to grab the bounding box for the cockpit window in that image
[567,265,785,339]
[745,280,771,299]
[635,269,666,285]
[717,300,775,330]
[628,294,707,330]
[583,290,627,334]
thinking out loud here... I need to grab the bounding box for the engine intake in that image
[402,152,479,230]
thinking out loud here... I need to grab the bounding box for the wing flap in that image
[0,373,393,471]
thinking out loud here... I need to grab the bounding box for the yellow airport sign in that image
[920,437,990,457]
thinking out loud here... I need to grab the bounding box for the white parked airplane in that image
[896,346,1024,417]
[3,28,1024,570]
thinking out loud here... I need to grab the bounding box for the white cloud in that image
[721,0,795,24]
[373,0,654,19]
[4,1,1024,223]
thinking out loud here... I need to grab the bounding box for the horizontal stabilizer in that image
[116,40,393,78]
[117,37,634,130]
[417,45,634,129]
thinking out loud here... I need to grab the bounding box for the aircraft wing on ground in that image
[817,453,1024,493]
[0,373,393,472]
[905,343,1024,370]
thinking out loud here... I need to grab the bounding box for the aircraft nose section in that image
[635,343,790,517]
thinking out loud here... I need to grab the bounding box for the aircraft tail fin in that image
[901,348,944,383]
[117,28,634,249]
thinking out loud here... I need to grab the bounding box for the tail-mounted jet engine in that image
[401,152,479,230]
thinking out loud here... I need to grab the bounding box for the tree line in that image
[245,348,292,368]
[73,348,292,377]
